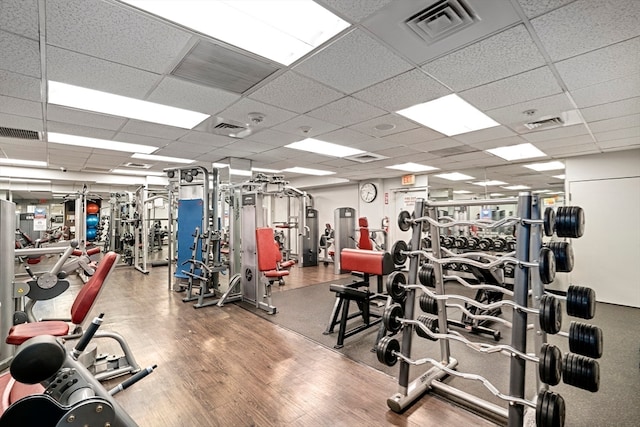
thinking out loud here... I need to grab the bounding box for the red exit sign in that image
[401,174,415,185]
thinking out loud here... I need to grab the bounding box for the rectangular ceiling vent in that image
[172,40,280,94]
[203,116,252,138]
[517,110,584,133]
[123,162,152,169]
[344,152,389,163]
[214,122,244,130]
[430,145,478,157]
[0,126,41,140]
[405,0,478,45]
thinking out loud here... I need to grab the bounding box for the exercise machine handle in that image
[24,265,36,279]
[109,365,157,396]
[72,313,104,359]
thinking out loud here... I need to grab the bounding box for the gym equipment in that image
[6,252,141,382]
[333,207,356,274]
[545,241,574,272]
[319,224,335,266]
[561,353,600,392]
[555,206,585,238]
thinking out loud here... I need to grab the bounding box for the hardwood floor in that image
[22,259,497,427]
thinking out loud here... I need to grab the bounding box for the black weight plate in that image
[478,238,493,251]
[549,392,566,427]
[386,271,407,303]
[419,294,438,315]
[573,206,585,238]
[418,264,435,288]
[569,321,580,355]
[376,336,400,367]
[584,287,596,319]
[544,207,556,237]
[578,286,589,319]
[540,343,562,386]
[566,285,579,317]
[587,358,600,392]
[585,324,603,359]
[415,315,438,341]
[539,247,556,284]
[383,303,404,333]
[548,295,562,334]
[555,207,567,237]
[494,237,506,251]
[397,210,411,232]
[391,240,408,265]
[422,237,431,250]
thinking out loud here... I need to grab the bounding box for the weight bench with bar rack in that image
[323,248,394,348]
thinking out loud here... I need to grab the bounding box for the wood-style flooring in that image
[23,257,496,427]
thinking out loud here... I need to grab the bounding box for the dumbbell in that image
[478,237,494,251]
[376,336,566,427]
[544,206,585,238]
[467,236,480,250]
[454,236,468,250]
[506,238,517,252]
[492,237,507,252]
[440,235,454,249]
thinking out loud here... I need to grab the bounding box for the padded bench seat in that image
[340,248,394,276]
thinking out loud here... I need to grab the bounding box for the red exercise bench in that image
[323,248,394,348]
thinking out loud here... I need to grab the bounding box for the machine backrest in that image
[70,252,119,325]
[256,228,279,271]
[358,217,373,251]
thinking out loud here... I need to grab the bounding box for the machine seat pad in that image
[341,249,394,276]
[264,270,289,278]
[279,260,296,269]
[2,376,45,413]
[6,322,70,345]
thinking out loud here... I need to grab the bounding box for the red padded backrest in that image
[256,228,278,271]
[358,217,373,251]
[70,252,119,324]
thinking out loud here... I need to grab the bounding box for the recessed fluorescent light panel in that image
[386,162,438,173]
[533,189,551,194]
[553,174,566,179]
[472,180,507,186]
[285,139,364,158]
[524,161,565,171]
[0,158,47,167]
[111,169,166,176]
[502,185,530,190]
[212,163,229,168]
[396,94,499,136]
[121,1,350,66]
[282,167,335,176]
[453,190,473,194]
[434,172,474,181]
[0,177,51,183]
[490,193,505,197]
[48,81,209,129]
[485,143,546,161]
[48,133,157,154]
[131,153,194,164]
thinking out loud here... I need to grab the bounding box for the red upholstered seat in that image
[341,248,394,276]
[5,252,120,346]
[264,270,289,278]
[256,228,290,281]
[0,374,45,415]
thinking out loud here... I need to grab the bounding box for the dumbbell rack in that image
[387,194,567,426]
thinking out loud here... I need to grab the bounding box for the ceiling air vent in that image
[123,162,152,169]
[405,0,478,45]
[430,145,478,157]
[517,110,584,133]
[214,123,244,130]
[344,152,389,163]
[524,117,564,130]
[0,126,41,140]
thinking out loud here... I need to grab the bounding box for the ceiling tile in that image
[517,0,575,18]
[521,124,591,142]
[352,69,451,112]
[152,143,204,157]
[580,97,640,122]
[0,112,43,131]
[593,126,640,142]
[319,158,357,168]
[542,143,600,156]
[597,138,640,150]
[46,0,192,73]
[460,67,563,111]
[243,129,303,146]
[315,128,371,145]
[533,134,596,149]
[348,114,418,138]
[452,126,517,144]
[350,138,397,153]
[588,114,640,133]
[485,93,575,126]
[46,121,118,140]
[0,95,42,119]
[0,0,39,40]
[248,72,344,114]
[47,47,161,98]
[531,0,640,61]
[118,120,189,141]
[570,73,640,108]
[0,69,41,102]
[217,98,297,128]
[307,96,386,127]
[470,136,530,150]
[178,131,233,148]
[47,105,127,131]
[381,127,445,145]
[555,37,640,90]
[223,140,277,155]
[0,30,40,78]
[272,115,341,138]
[408,138,466,153]
[147,76,240,116]
[423,25,546,92]
[113,132,172,150]
[293,29,412,94]
[314,0,393,22]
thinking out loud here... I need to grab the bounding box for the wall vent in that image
[0,126,41,140]
[405,0,478,45]
[345,152,389,163]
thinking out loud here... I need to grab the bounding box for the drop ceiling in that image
[0,0,638,201]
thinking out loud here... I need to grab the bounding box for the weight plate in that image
[544,207,556,237]
[383,303,404,333]
[584,287,596,319]
[566,285,579,317]
[479,238,493,251]
[391,240,408,265]
[418,264,435,288]
[415,315,438,341]
[386,272,407,303]
[422,237,431,250]
[540,343,562,386]
[397,210,411,232]
[494,237,506,251]
[539,247,556,284]
[537,390,565,427]
[419,293,438,315]
[569,206,585,239]
[540,295,562,334]
[376,336,400,367]
[555,207,568,237]
[587,358,600,392]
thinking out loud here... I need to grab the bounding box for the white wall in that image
[565,149,640,307]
